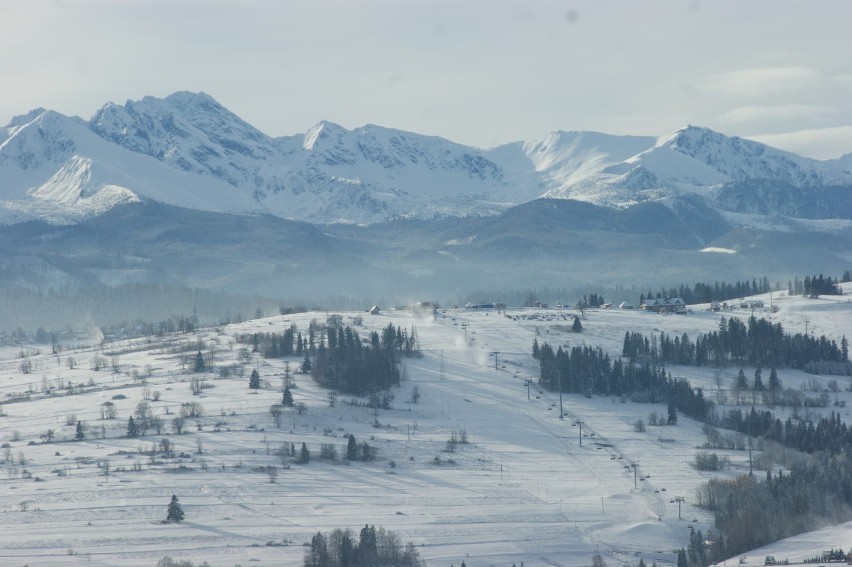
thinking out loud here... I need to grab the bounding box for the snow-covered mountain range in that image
[2,91,851,226]
[2,91,851,298]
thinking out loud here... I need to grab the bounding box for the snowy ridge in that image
[542,125,852,210]
[87,93,527,223]
[21,156,141,221]
[2,92,852,225]
[0,106,262,224]
[662,126,827,186]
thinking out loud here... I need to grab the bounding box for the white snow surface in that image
[3,93,851,225]
[0,108,263,224]
[548,126,852,207]
[0,287,850,566]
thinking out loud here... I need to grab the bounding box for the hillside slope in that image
[0,290,849,565]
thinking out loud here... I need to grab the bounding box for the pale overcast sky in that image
[3,0,852,158]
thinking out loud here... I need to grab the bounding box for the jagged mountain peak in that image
[93,91,272,146]
[659,123,721,142]
[163,90,222,111]
[302,120,348,150]
[3,107,48,131]
[2,91,851,227]
[0,109,85,175]
[659,124,762,159]
[83,94,527,221]
[650,124,825,187]
[89,91,280,188]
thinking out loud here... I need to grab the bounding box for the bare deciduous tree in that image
[269,404,283,428]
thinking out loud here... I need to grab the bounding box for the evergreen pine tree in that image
[751,366,766,404]
[572,315,583,333]
[249,369,260,389]
[358,524,377,566]
[768,367,781,391]
[302,352,312,373]
[667,401,678,425]
[767,367,781,406]
[306,531,329,567]
[753,367,765,392]
[166,494,185,523]
[194,350,205,372]
[298,442,310,464]
[346,434,358,461]
[74,420,85,441]
[282,385,294,407]
[340,532,355,565]
[734,369,748,404]
[127,416,139,438]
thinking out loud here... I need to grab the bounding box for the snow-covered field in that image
[1,286,850,567]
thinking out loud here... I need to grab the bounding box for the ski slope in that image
[0,287,850,566]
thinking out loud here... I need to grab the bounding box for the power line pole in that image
[576,419,584,444]
[492,350,500,370]
[632,463,638,489]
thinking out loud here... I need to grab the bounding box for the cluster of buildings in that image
[639,297,687,314]
[367,298,695,315]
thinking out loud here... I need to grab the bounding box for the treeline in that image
[640,278,773,306]
[237,320,419,396]
[237,324,304,357]
[789,273,844,296]
[535,337,852,564]
[534,341,711,421]
[621,316,849,371]
[463,278,776,310]
[642,271,849,306]
[714,409,852,456]
[310,323,419,395]
[462,272,847,310]
[305,524,425,567]
[460,286,631,310]
[116,313,202,337]
[693,454,852,561]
